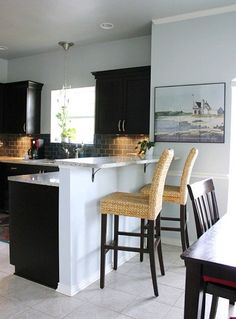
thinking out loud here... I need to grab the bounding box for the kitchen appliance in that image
[28,138,45,159]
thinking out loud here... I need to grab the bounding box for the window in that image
[51,86,95,144]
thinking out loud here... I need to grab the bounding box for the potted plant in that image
[135,139,155,156]
[56,106,76,142]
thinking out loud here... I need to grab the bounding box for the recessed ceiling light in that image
[0,45,8,51]
[100,22,114,30]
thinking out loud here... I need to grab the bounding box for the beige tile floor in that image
[0,241,235,319]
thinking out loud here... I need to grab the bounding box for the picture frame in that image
[154,82,225,143]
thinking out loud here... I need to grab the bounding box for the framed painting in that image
[154,82,225,143]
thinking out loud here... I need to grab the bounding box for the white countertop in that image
[6,155,179,185]
[0,156,58,167]
[56,155,161,169]
[8,172,59,187]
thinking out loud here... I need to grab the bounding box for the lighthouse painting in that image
[154,82,225,143]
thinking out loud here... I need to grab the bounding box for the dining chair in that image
[100,148,174,297]
[188,178,236,319]
[140,147,198,252]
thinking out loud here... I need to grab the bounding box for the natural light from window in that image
[51,86,95,144]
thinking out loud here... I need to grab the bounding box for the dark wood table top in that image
[181,213,236,270]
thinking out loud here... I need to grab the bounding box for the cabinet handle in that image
[122,120,126,132]
[23,123,26,132]
[118,120,121,132]
[10,167,17,170]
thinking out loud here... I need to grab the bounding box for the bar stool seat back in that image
[100,149,174,297]
[139,147,198,251]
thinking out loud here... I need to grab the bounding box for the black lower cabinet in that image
[0,163,59,213]
[9,182,59,289]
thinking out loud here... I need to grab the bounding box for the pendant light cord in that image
[58,41,74,107]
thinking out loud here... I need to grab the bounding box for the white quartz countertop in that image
[56,155,162,169]
[6,155,179,185]
[8,172,59,187]
[0,156,58,167]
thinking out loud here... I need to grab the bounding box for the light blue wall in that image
[8,36,151,133]
[7,14,236,244]
[151,11,236,243]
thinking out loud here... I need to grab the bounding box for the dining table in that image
[181,213,236,319]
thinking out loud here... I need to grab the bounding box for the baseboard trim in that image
[56,252,136,296]
[56,283,80,297]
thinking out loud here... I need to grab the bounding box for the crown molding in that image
[152,4,236,25]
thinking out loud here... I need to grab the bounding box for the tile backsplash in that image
[0,134,148,159]
[0,135,31,157]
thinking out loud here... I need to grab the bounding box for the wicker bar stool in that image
[140,147,198,252]
[100,149,174,297]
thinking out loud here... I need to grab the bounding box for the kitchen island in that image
[9,155,168,296]
[56,155,161,296]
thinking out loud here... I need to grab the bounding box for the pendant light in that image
[56,41,75,143]
[58,41,74,108]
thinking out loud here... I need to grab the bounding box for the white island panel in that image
[57,158,156,296]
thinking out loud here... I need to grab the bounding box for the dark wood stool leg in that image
[147,220,158,297]
[180,204,188,252]
[184,205,190,248]
[100,214,107,289]
[113,215,119,270]
[140,218,145,262]
[209,295,218,319]
[155,215,165,275]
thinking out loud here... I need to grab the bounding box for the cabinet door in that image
[26,84,42,135]
[124,76,150,134]
[3,81,43,134]
[3,84,27,134]
[95,78,123,134]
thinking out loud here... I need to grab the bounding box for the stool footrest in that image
[161,217,181,222]
[104,243,148,254]
[161,226,181,232]
[118,231,147,238]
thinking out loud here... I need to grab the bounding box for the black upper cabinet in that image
[2,81,43,134]
[92,66,150,134]
[95,78,123,134]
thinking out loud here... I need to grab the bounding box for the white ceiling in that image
[0,0,236,60]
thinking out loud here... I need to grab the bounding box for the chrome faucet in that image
[74,142,84,158]
[61,143,70,158]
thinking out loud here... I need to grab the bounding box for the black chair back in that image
[187,179,219,238]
